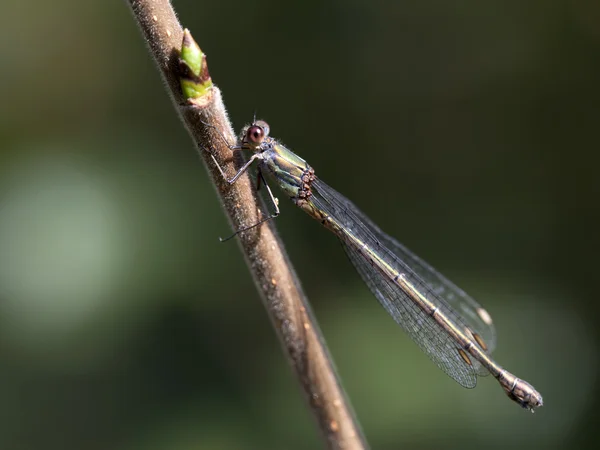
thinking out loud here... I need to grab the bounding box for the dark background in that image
[1,0,598,449]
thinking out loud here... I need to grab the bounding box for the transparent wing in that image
[342,239,477,387]
[312,178,496,354]
[311,178,494,382]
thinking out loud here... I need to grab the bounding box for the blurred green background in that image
[1,0,598,449]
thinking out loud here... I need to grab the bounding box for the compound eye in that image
[246,125,264,144]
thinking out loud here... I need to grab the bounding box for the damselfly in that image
[208,120,543,412]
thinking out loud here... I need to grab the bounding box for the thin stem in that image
[125,1,368,448]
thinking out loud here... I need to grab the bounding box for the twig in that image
[125,1,368,448]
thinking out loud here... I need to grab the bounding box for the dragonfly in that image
[207,119,543,412]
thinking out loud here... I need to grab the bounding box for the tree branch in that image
[125,1,368,448]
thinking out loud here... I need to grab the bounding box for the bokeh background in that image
[1,0,599,449]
